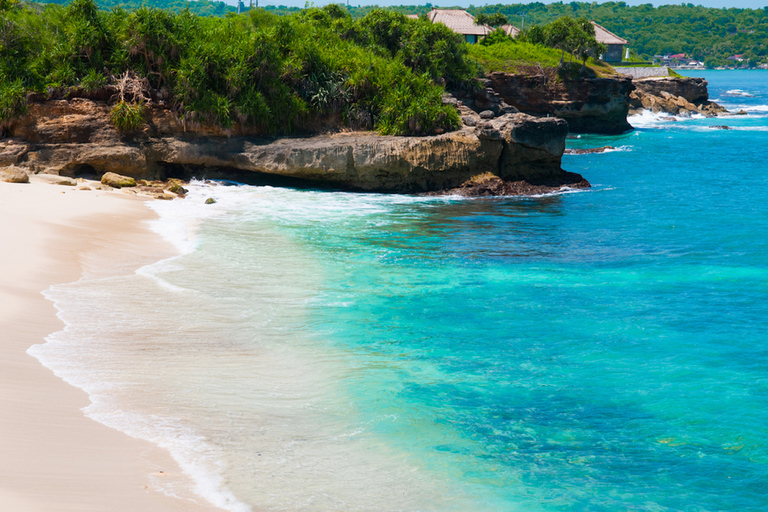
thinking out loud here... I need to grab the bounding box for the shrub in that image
[110,100,145,131]
[0,78,27,127]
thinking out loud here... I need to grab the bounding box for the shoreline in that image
[0,181,224,512]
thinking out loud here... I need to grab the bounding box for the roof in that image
[427,9,491,36]
[406,14,418,20]
[500,24,520,37]
[591,21,628,45]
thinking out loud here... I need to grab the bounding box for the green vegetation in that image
[523,16,605,70]
[468,39,613,78]
[468,16,614,78]
[0,1,476,135]
[110,100,145,131]
[475,12,508,28]
[468,3,768,66]
[24,0,768,65]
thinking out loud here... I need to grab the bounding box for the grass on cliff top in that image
[468,40,616,78]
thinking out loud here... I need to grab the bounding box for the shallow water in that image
[31,70,768,511]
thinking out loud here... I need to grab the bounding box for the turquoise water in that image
[31,70,768,511]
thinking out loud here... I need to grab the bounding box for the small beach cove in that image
[3,69,768,511]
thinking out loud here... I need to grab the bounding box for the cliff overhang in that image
[0,99,587,195]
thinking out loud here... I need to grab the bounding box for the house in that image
[500,24,521,38]
[591,22,628,62]
[426,9,492,44]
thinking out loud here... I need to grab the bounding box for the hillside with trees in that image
[19,0,768,66]
[469,3,768,67]
[0,0,478,136]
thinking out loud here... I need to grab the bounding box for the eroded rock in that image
[31,174,76,186]
[564,146,615,154]
[1,99,578,194]
[0,166,29,183]
[486,72,634,134]
[426,171,589,197]
[102,172,136,188]
[629,76,727,117]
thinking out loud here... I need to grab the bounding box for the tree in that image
[475,13,508,28]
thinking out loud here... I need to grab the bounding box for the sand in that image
[0,181,223,512]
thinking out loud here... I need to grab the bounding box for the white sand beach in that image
[0,180,222,512]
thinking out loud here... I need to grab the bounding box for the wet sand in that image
[0,181,223,512]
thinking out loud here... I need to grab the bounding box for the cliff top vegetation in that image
[22,0,768,66]
[0,0,477,136]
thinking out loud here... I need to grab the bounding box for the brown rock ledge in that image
[1,98,584,195]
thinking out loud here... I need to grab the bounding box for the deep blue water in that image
[35,70,768,511]
[292,70,768,511]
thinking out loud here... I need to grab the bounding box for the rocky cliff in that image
[485,72,634,135]
[633,77,709,104]
[0,98,587,194]
[628,76,727,117]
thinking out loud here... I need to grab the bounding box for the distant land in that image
[34,0,768,67]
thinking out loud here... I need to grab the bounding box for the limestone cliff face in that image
[628,76,726,117]
[0,98,584,193]
[632,77,709,104]
[486,72,634,135]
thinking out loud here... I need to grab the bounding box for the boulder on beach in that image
[32,174,77,186]
[0,166,30,183]
[101,172,136,188]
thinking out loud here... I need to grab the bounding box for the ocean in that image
[30,70,768,511]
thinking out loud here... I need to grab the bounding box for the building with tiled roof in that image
[591,21,628,62]
[426,9,492,44]
[500,24,520,38]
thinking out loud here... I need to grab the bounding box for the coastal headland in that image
[1,71,726,196]
[2,96,589,195]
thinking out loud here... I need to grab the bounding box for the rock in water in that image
[0,166,29,183]
[564,146,615,155]
[428,171,590,197]
[205,198,216,204]
[101,172,136,188]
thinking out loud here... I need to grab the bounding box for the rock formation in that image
[0,98,587,195]
[629,77,727,117]
[485,72,634,135]
[0,165,29,183]
[564,146,615,155]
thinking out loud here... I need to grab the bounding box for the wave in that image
[724,89,755,97]
[723,104,768,113]
[628,109,688,129]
